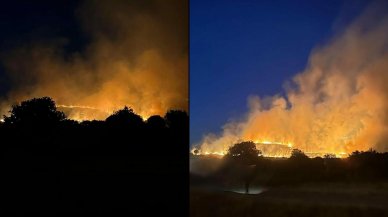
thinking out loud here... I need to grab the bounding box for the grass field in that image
[191,183,388,217]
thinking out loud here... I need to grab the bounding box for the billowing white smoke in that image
[196,2,388,155]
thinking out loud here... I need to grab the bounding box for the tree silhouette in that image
[164,110,189,156]
[146,115,166,129]
[290,148,308,160]
[105,106,144,128]
[0,96,189,215]
[226,141,261,165]
[165,110,189,130]
[324,154,336,159]
[225,141,261,193]
[3,97,65,127]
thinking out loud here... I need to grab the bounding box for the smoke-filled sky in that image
[191,0,388,154]
[0,0,188,120]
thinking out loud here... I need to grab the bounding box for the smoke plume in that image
[0,0,188,120]
[196,2,388,155]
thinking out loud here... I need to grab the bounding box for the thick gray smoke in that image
[0,0,188,120]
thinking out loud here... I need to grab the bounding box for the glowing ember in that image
[56,104,153,121]
[56,104,112,121]
[57,104,103,111]
[191,148,225,156]
[254,140,293,147]
[208,151,225,156]
[191,140,348,159]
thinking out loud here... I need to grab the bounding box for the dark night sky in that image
[0,0,82,95]
[0,0,372,145]
[190,0,371,145]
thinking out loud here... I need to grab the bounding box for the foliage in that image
[105,106,144,128]
[324,154,336,159]
[290,148,309,160]
[146,115,166,129]
[194,147,388,188]
[3,97,65,126]
[226,141,262,165]
[0,97,189,214]
[164,110,189,129]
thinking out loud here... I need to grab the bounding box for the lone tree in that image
[3,97,65,127]
[225,141,262,193]
[290,148,309,160]
[226,141,262,165]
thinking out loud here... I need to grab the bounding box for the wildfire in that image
[56,104,112,121]
[191,139,348,159]
[56,104,148,121]
[1,102,152,123]
[57,104,104,111]
[194,4,388,158]
[254,140,293,147]
[0,1,188,125]
[191,149,225,156]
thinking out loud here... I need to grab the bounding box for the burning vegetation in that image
[191,141,388,187]
[192,140,348,158]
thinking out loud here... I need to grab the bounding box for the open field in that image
[191,183,388,217]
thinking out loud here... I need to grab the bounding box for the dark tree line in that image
[192,141,388,191]
[0,97,188,216]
